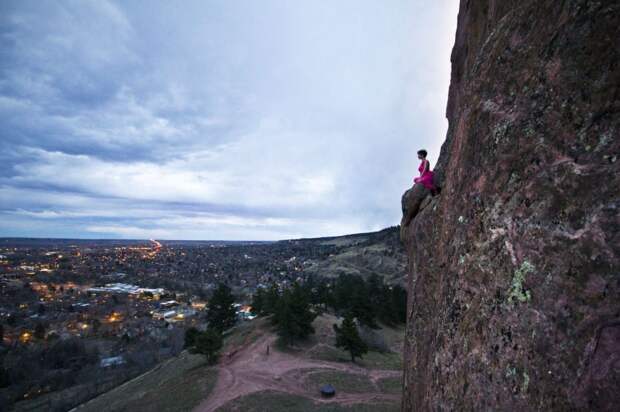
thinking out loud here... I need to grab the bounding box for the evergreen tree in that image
[193,328,223,365]
[331,274,351,312]
[274,283,317,345]
[184,327,200,348]
[349,277,378,329]
[315,278,331,309]
[333,313,368,362]
[330,274,376,327]
[391,284,408,324]
[207,283,237,332]
[367,274,383,301]
[263,283,280,315]
[367,274,393,325]
[250,288,265,315]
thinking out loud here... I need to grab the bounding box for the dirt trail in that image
[193,332,400,412]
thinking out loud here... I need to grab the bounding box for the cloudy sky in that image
[0,0,459,240]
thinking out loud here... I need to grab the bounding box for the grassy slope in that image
[72,303,404,412]
[73,351,217,412]
[302,314,404,370]
[217,391,400,412]
[303,369,375,393]
[219,314,404,411]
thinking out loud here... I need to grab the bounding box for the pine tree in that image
[207,283,237,332]
[315,279,331,309]
[184,327,200,348]
[274,283,317,345]
[391,284,408,324]
[333,313,368,362]
[193,328,223,365]
[368,274,393,325]
[369,274,400,326]
[263,283,281,315]
[350,278,378,329]
[250,288,265,315]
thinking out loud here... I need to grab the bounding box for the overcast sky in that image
[0,0,459,240]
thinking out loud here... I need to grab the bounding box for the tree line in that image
[251,273,407,361]
[184,274,407,364]
[252,273,407,328]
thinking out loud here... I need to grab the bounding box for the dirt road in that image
[193,332,400,412]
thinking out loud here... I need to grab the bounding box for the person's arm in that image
[422,159,429,174]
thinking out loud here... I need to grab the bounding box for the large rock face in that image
[401,0,619,410]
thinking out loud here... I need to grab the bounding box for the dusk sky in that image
[0,0,459,240]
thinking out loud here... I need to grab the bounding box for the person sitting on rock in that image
[414,149,440,196]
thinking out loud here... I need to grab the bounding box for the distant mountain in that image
[0,238,149,248]
[0,237,272,248]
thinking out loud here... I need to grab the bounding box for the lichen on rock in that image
[400,0,620,410]
[506,260,534,304]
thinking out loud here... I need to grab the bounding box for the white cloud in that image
[0,0,460,239]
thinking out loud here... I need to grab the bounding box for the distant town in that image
[0,230,405,410]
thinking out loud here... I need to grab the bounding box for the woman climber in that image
[414,149,440,196]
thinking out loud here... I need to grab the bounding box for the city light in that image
[20,331,32,343]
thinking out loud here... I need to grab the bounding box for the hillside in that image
[73,315,404,412]
[400,0,620,410]
[72,352,218,412]
[297,227,407,285]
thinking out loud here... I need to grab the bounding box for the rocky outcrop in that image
[401,0,619,410]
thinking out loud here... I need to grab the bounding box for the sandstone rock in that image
[401,0,620,410]
[400,184,430,242]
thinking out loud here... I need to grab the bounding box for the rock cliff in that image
[401,0,619,410]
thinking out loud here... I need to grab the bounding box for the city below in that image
[0,228,406,410]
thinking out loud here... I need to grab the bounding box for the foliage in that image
[251,273,407,331]
[333,313,368,362]
[192,328,223,365]
[184,327,200,349]
[251,283,282,316]
[250,288,265,315]
[273,282,317,345]
[264,284,281,315]
[43,338,98,369]
[207,283,237,332]
[332,274,407,327]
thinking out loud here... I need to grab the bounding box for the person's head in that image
[417,149,427,160]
